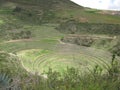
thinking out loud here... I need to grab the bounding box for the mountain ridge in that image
[1,0,120,24]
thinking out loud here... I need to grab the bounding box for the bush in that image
[9,30,32,40]
[13,6,22,12]
[110,37,120,56]
[57,20,120,35]
[61,35,94,47]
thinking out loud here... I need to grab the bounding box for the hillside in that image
[0,0,120,24]
[0,0,120,71]
[0,0,120,90]
[0,0,120,74]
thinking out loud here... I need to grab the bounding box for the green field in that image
[0,1,120,89]
[0,0,120,75]
[0,24,119,75]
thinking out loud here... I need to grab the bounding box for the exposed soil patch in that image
[4,39,33,43]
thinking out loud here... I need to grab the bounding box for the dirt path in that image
[4,39,33,43]
[58,40,66,44]
[68,34,116,39]
[0,39,41,45]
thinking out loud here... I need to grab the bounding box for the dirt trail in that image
[0,39,40,44]
[68,34,116,39]
[4,39,33,43]
[58,40,66,44]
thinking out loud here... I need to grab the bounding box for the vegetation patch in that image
[61,35,94,47]
[0,0,120,89]
[1,51,120,90]
[0,51,25,76]
[16,45,117,75]
[61,34,114,47]
[9,30,32,40]
[57,20,120,35]
[0,19,4,25]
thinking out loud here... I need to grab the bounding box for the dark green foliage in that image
[111,43,120,56]
[75,37,94,47]
[77,23,120,35]
[57,20,120,35]
[110,37,120,56]
[0,52,25,76]
[0,52,28,89]
[9,30,32,40]
[108,54,120,76]
[47,68,62,90]
[13,6,22,12]
[42,10,56,23]
[57,20,77,34]
[62,35,94,47]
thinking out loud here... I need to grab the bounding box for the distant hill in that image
[0,0,120,24]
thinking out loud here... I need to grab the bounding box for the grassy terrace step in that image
[0,19,119,75]
[0,1,120,89]
[1,34,120,74]
[16,44,118,74]
[0,39,59,52]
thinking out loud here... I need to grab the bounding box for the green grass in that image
[0,15,119,75]
[1,50,120,90]
[0,22,119,74]
[0,9,13,14]
[56,8,120,24]
[0,19,4,25]
[16,44,119,74]
[1,0,120,24]
[0,1,120,89]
